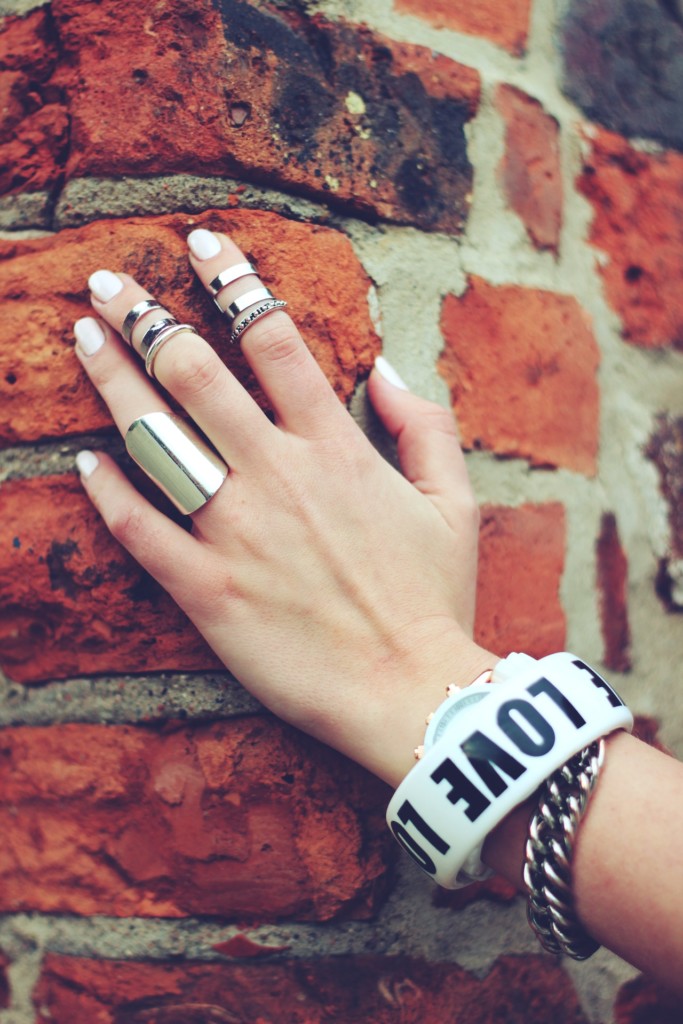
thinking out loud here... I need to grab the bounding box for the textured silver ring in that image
[225,286,274,322]
[122,300,165,346]
[125,411,228,515]
[145,323,198,379]
[137,317,178,359]
[230,299,288,344]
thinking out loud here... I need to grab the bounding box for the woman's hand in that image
[74,228,492,787]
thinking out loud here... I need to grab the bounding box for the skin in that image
[76,230,683,993]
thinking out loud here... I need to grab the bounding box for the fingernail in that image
[188,228,222,260]
[74,316,106,355]
[76,450,99,479]
[88,269,123,302]
[375,355,408,391]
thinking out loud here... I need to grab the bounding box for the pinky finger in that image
[76,450,203,598]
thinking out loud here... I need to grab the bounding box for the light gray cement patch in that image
[0,192,53,231]
[54,176,332,230]
[0,434,123,483]
[0,670,261,727]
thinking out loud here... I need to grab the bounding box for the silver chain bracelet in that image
[523,738,605,960]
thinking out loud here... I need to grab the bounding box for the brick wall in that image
[1,0,682,1021]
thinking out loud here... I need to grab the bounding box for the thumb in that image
[368,357,476,531]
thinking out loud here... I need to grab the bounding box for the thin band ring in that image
[145,323,198,378]
[137,317,179,359]
[230,299,288,344]
[208,262,258,310]
[122,300,165,346]
[225,287,274,322]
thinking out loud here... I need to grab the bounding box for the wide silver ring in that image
[208,261,257,296]
[137,317,178,359]
[225,286,274,322]
[125,412,228,515]
[230,299,288,344]
[122,300,165,346]
[145,323,198,379]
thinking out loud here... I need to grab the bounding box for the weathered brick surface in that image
[495,85,562,253]
[0,474,221,683]
[393,0,531,56]
[0,483,565,684]
[33,953,590,1023]
[43,0,481,231]
[0,209,380,446]
[438,277,599,474]
[0,8,67,196]
[560,0,683,152]
[0,719,390,920]
[475,504,566,658]
[614,973,683,1023]
[0,952,7,1009]
[646,415,683,609]
[579,130,683,349]
[596,512,631,672]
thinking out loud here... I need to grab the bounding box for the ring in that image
[125,412,228,515]
[230,299,288,344]
[208,261,257,305]
[145,323,198,379]
[225,286,274,322]
[137,317,179,359]
[122,300,165,346]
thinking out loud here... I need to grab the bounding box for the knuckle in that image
[245,318,307,370]
[162,344,223,402]
[107,502,147,548]
[421,402,459,438]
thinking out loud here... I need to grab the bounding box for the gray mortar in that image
[0,192,53,231]
[54,176,332,231]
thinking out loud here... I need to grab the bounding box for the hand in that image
[74,228,493,787]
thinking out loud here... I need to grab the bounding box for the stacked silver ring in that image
[207,261,287,343]
[120,300,199,379]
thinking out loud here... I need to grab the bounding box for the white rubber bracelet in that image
[386,653,633,888]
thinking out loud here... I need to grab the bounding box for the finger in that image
[187,229,348,438]
[74,449,206,607]
[87,269,271,462]
[368,357,478,533]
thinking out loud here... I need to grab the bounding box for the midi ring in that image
[145,323,198,379]
[230,298,288,344]
[122,300,165,346]
[225,286,274,322]
[137,317,179,359]
[208,261,257,310]
[125,412,228,515]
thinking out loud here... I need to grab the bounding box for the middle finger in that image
[88,270,274,464]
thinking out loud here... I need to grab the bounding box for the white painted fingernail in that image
[375,355,408,391]
[188,228,222,260]
[88,269,124,302]
[76,450,99,479]
[74,317,105,355]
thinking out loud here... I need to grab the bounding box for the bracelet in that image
[385,653,633,888]
[524,738,604,959]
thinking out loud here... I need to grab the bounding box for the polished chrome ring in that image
[125,412,228,515]
[137,317,178,359]
[122,300,165,346]
[209,262,258,311]
[145,323,198,379]
[225,286,274,322]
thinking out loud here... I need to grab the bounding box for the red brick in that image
[0,719,390,920]
[0,209,379,446]
[578,129,683,348]
[0,474,220,683]
[596,512,631,672]
[0,9,67,195]
[645,415,683,609]
[476,504,566,658]
[393,0,531,56]
[34,953,590,1023]
[495,85,562,253]
[50,0,479,231]
[614,973,683,1023]
[438,277,599,474]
